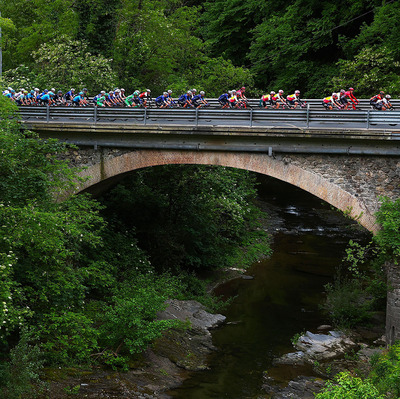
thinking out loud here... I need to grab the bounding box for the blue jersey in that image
[155,95,166,103]
[178,93,190,102]
[218,93,228,102]
[41,94,50,101]
[73,95,83,102]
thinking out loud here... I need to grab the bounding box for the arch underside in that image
[75,149,377,233]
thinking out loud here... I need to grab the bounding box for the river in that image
[166,175,370,398]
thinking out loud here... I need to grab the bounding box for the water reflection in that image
[167,176,370,398]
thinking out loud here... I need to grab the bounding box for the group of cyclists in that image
[321,88,394,111]
[2,85,395,111]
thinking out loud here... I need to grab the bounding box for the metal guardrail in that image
[18,105,400,130]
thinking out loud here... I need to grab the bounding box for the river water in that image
[167,176,370,398]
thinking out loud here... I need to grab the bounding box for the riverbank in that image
[43,300,225,398]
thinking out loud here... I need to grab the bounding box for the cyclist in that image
[54,90,65,106]
[322,93,342,110]
[178,91,193,108]
[97,92,110,107]
[132,91,143,107]
[218,92,230,108]
[65,88,75,104]
[192,91,208,108]
[337,89,349,110]
[286,90,304,109]
[72,91,86,106]
[275,90,287,108]
[262,91,277,108]
[345,87,359,110]
[139,89,151,107]
[370,91,385,110]
[155,92,169,108]
[383,94,394,110]
[228,90,239,108]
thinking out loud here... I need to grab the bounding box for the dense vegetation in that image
[0,96,270,397]
[316,198,400,398]
[1,0,400,96]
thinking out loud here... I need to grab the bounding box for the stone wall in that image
[279,154,400,222]
[386,262,400,346]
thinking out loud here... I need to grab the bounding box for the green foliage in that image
[370,341,400,397]
[315,371,385,399]
[0,329,44,399]
[322,279,371,328]
[31,36,117,93]
[331,47,400,96]
[100,165,270,273]
[99,274,181,356]
[37,312,99,365]
[375,197,400,261]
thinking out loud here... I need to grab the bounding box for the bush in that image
[0,329,44,399]
[322,279,371,328]
[315,371,385,399]
[370,342,400,397]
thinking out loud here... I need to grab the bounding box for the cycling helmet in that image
[101,91,106,94]
[278,89,284,94]
[228,91,232,95]
[163,92,168,96]
[115,89,121,93]
[187,91,192,95]
[44,89,48,93]
[270,91,276,95]
[348,87,354,91]
[34,88,40,92]
[386,94,391,99]
[3,90,9,94]
[340,89,345,94]
[121,88,125,92]
[83,88,88,91]
[232,89,236,94]
[332,93,338,98]
[71,88,75,92]
[241,87,246,91]
[380,91,385,95]
[51,88,55,92]
[167,90,172,94]
[79,91,84,95]
[192,88,197,93]
[200,91,205,95]
[295,90,300,94]
[109,91,113,94]
[58,90,63,94]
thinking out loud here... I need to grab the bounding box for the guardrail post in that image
[250,109,253,127]
[306,103,310,128]
[144,107,147,126]
[366,110,370,129]
[195,108,199,126]
[93,106,97,124]
[46,105,50,122]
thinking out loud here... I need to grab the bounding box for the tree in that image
[31,36,117,93]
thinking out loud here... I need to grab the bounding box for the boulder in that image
[295,331,358,361]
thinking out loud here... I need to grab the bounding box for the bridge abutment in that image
[386,261,400,346]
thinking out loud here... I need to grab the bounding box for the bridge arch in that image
[74,149,376,233]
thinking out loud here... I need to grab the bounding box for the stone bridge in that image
[66,147,400,234]
[25,117,400,345]
[62,147,400,345]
